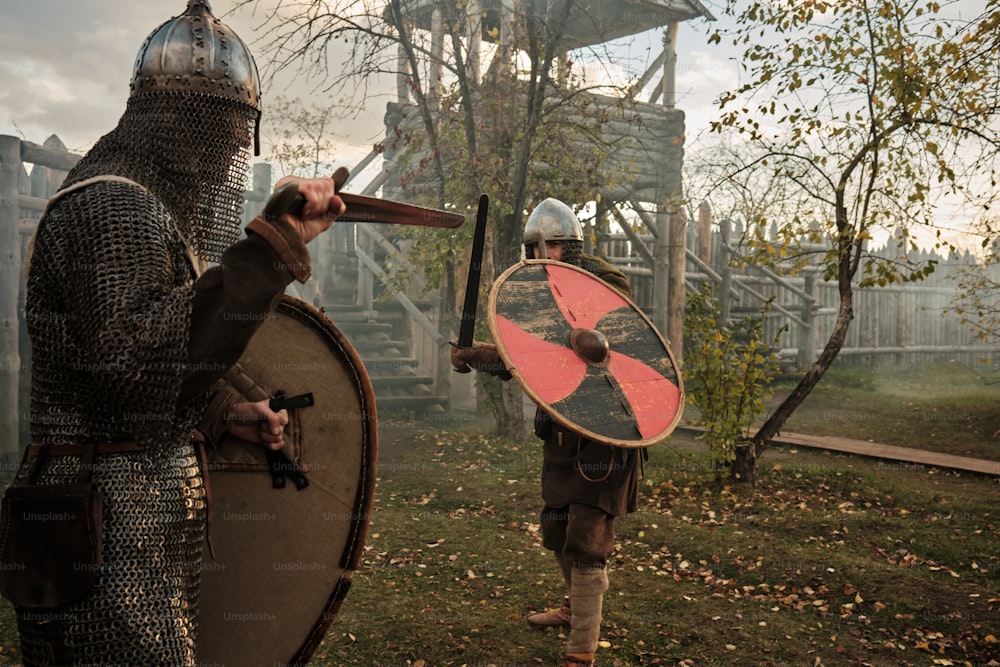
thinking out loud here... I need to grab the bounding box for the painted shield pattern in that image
[488,259,683,448]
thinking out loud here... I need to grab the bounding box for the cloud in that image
[0,1,387,159]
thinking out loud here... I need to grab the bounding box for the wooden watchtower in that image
[403,0,711,341]
[364,0,710,375]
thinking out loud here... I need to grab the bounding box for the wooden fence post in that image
[667,207,687,362]
[653,205,670,343]
[697,200,712,266]
[798,274,817,371]
[718,218,732,325]
[0,135,21,462]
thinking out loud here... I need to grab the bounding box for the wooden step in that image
[351,340,410,355]
[337,321,394,335]
[372,395,448,411]
[364,358,421,375]
[371,375,434,388]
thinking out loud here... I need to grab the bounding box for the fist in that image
[225,400,290,450]
[449,342,511,380]
[271,167,350,244]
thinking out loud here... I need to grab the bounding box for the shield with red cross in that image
[487,259,684,448]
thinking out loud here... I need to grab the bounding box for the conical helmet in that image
[130,0,261,151]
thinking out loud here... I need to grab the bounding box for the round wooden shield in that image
[196,295,378,666]
[488,259,683,448]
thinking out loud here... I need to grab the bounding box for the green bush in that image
[683,284,784,470]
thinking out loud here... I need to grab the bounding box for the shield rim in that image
[487,258,684,448]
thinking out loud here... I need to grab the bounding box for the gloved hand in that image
[450,342,512,380]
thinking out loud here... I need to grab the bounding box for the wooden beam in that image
[609,204,654,267]
[662,23,679,110]
[20,140,81,171]
[0,135,22,462]
[631,50,666,100]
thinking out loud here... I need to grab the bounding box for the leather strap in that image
[192,434,216,561]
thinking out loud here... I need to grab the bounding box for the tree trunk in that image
[753,277,856,451]
[730,442,758,487]
[481,374,528,439]
[497,381,527,438]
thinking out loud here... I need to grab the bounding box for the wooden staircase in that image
[313,227,450,415]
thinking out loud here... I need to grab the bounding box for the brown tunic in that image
[537,253,642,517]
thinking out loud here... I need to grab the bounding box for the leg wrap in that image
[566,565,609,657]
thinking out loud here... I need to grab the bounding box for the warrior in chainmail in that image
[15,2,344,664]
[451,198,642,667]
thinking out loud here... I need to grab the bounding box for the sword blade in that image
[457,194,490,348]
[264,183,466,229]
[338,192,465,228]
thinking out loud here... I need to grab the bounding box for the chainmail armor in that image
[14,448,205,666]
[62,92,255,263]
[19,57,254,667]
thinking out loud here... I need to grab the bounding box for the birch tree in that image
[708,0,1000,475]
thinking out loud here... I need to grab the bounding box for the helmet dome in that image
[131,1,261,112]
[523,198,584,246]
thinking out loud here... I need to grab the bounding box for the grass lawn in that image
[0,361,997,665]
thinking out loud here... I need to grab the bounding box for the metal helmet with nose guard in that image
[523,198,584,261]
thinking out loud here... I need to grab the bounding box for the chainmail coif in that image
[18,91,253,664]
[63,91,255,263]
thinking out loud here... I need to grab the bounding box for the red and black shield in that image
[488,259,683,448]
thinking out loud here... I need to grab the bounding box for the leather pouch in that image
[0,444,104,609]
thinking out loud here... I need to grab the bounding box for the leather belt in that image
[26,441,145,457]
[26,435,217,559]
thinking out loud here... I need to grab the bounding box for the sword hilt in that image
[265,390,312,491]
[448,340,473,374]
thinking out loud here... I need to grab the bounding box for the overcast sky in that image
[0,0,733,164]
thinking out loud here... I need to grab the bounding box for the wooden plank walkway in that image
[675,425,1000,477]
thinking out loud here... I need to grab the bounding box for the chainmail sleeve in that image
[27,180,198,446]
